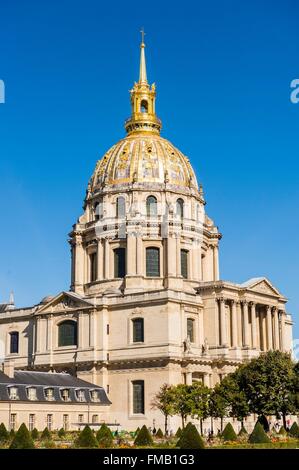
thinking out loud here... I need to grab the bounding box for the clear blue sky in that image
[0,1,298,337]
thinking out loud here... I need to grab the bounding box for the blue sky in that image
[0,1,298,337]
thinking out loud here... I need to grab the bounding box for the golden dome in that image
[91,134,198,190]
[90,34,198,193]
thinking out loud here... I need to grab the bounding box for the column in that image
[89,311,95,348]
[251,303,257,349]
[78,311,84,348]
[167,236,176,277]
[186,372,192,385]
[243,301,250,347]
[273,308,280,350]
[74,237,84,292]
[280,311,286,352]
[203,373,210,387]
[236,301,242,347]
[219,298,227,346]
[136,234,143,276]
[97,239,103,280]
[176,237,180,276]
[126,234,136,276]
[104,238,109,279]
[213,246,220,281]
[266,305,273,350]
[231,300,238,347]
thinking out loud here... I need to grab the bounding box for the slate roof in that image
[0,370,111,405]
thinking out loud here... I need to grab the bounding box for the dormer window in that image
[76,389,85,402]
[61,389,70,402]
[44,388,54,401]
[27,387,37,401]
[9,386,19,400]
[90,389,100,402]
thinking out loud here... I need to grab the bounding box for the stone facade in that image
[0,39,293,433]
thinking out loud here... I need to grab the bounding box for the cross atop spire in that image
[139,28,147,83]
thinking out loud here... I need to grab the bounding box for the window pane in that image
[132,381,144,414]
[146,196,157,217]
[114,248,126,278]
[10,332,19,354]
[90,252,97,282]
[187,319,194,343]
[58,321,77,347]
[176,198,184,219]
[181,250,188,279]
[133,318,144,342]
[146,247,160,277]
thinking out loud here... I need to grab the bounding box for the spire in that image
[139,28,147,83]
[9,291,14,305]
[125,32,162,135]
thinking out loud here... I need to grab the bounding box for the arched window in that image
[187,318,195,343]
[140,100,148,113]
[116,196,126,219]
[180,249,188,279]
[94,199,103,221]
[132,318,144,343]
[146,247,160,277]
[114,247,126,278]
[58,320,77,347]
[146,196,157,217]
[10,331,19,354]
[176,198,184,220]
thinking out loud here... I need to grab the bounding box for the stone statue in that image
[184,336,191,353]
[202,337,209,354]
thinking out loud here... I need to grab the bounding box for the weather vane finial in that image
[140,27,146,44]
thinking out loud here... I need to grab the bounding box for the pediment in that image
[36,291,94,314]
[243,278,281,297]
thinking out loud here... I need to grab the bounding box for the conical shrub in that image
[289,422,299,438]
[278,426,287,436]
[9,423,35,449]
[58,427,66,438]
[31,428,39,440]
[40,427,51,440]
[96,423,113,448]
[238,425,248,436]
[76,425,98,448]
[248,422,271,444]
[176,424,205,449]
[175,427,182,438]
[0,423,9,442]
[134,425,153,446]
[222,422,237,441]
[156,428,163,438]
[9,429,15,439]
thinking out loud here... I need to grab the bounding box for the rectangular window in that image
[29,414,35,431]
[132,318,144,343]
[91,390,99,402]
[92,414,99,424]
[45,388,54,401]
[78,414,84,424]
[77,390,85,402]
[106,324,109,335]
[63,414,69,431]
[180,249,188,279]
[47,414,53,431]
[28,387,37,400]
[132,380,145,414]
[114,248,126,278]
[10,413,17,431]
[146,247,160,277]
[10,332,19,354]
[187,318,195,343]
[61,389,70,402]
[90,252,97,282]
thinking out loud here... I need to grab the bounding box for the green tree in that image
[9,423,35,449]
[134,425,153,446]
[0,423,9,442]
[172,384,194,428]
[209,384,228,432]
[96,423,113,448]
[176,423,205,449]
[236,351,295,429]
[218,373,250,428]
[58,427,66,438]
[189,382,210,435]
[76,425,98,448]
[151,384,175,436]
[156,428,163,438]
